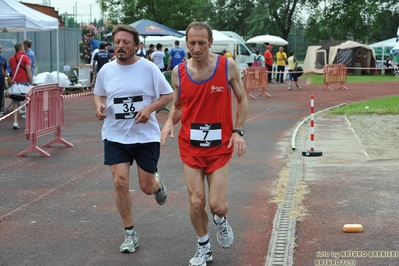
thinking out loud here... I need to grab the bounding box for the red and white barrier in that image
[302,95,323,157]
[17,84,73,157]
[242,66,271,99]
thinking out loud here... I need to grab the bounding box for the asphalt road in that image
[0,79,397,266]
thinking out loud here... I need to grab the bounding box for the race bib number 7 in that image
[190,123,222,147]
[114,96,144,119]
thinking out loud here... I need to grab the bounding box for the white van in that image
[220,31,256,66]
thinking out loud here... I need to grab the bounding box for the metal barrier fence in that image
[17,84,73,157]
[323,64,348,91]
[242,66,271,99]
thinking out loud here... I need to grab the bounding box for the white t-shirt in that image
[94,58,173,144]
[90,48,99,66]
[151,51,165,69]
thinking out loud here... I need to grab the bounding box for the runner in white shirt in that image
[151,43,166,71]
[93,24,173,254]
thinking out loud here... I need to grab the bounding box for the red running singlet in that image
[177,55,233,157]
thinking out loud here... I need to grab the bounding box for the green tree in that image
[304,0,399,44]
[211,0,255,37]
[97,0,213,31]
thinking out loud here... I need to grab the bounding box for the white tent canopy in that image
[369,37,397,64]
[0,0,59,32]
[0,0,59,80]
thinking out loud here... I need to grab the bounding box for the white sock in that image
[213,214,225,225]
[198,234,211,249]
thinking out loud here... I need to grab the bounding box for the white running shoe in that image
[13,122,19,129]
[215,218,234,248]
[189,244,213,266]
[119,229,139,253]
[154,172,167,205]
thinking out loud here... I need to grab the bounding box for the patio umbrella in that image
[391,42,399,54]
[246,35,288,46]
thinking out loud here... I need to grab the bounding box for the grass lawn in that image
[303,73,398,84]
[328,95,399,115]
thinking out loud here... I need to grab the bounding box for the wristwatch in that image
[233,129,244,137]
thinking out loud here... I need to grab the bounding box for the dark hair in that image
[112,24,140,46]
[255,49,260,55]
[23,39,32,48]
[164,48,169,52]
[174,40,180,45]
[289,51,294,56]
[185,21,212,41]
[156,43,162,50]
[99,43,107,49]
[14,42,24,52]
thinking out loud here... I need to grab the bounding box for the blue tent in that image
[104,19,185,38]
[90,39,113,52]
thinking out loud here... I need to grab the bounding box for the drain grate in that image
[265,143,305,265]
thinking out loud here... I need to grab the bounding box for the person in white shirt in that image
[135,42,147,58]
[93,24,173,254]
[150,43,165,71]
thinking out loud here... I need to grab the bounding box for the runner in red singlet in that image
[161,21,248,266]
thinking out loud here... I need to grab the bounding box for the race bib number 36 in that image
[190,123,222,147]
[114,96,144,119]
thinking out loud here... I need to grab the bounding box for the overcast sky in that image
[21,0,102,23]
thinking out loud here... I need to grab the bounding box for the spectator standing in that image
[163,48,170,70]
[136,42,147,58]
[23,39,36,77]
[93,24,173,254]
[263,45,273,82]
[223,49,234,59]
[287,51,301,90]
[0,44,8,117]
[151,43,166,71]
[275,46,287,83]
[147,44,155,60]
[9,43,32,129]
[252,49,263,66]
[92,42,111,85]
[168,40,186,70]
[161,21,248,266]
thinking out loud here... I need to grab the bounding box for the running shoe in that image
[189,244,213,266]
[154,172,167,205]
[119,229,139,253]
[215,218,234,248]
[13,122,19,129]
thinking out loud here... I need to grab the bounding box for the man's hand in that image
[135,106,152,124]
[160,119,174,147]
[227,133,246,157]
[95,104,107,121]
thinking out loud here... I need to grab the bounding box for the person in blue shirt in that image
[23,39,36,76]
[92,42,111,85]
[0,44,9,116]
[167,40,186,70]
